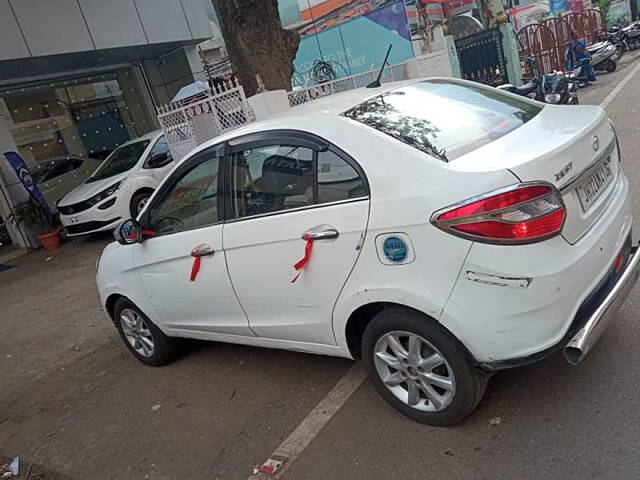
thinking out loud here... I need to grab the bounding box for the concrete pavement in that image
[2,52,640,479]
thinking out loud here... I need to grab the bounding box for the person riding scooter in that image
[567,39,596,83]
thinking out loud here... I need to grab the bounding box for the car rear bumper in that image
[440,169,634,365]
[564,242,640,365]
[479,237,638,371]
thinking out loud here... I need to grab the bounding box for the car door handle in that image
[191,244,215,257]
[303,228,339,241]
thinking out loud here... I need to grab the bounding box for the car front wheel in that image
[130,192,151,217]
[362,307,487,426]
[113,298,179,366]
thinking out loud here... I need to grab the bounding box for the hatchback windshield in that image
[87,140,150,182]
[343,80,542,162]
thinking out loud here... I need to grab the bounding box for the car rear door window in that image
[343,80,542,162]
[317,150,367,204]
[232,145,315,218]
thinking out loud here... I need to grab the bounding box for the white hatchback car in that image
[58,131,174,236]
[97,79,639,425]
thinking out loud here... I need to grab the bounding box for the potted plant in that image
[8,198,61,250]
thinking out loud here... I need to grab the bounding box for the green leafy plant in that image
[7,198,56,235]
[597,0,610,25]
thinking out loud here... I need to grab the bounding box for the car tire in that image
[130,191,151,218]
[113,297,179,366]
[362,307,487,426]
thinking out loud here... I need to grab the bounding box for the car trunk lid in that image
[449,104,619,244]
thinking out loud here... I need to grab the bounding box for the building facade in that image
[0,0,214,250]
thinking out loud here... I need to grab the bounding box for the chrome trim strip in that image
[226,196,369,224]
[559,140,615,193]
[564,244,640,365]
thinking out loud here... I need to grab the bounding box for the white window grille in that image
[156,79,254,161]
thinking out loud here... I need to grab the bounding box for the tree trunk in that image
[213,0,300,97]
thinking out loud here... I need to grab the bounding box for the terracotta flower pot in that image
[37,230,61,251]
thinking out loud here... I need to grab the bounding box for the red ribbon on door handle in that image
[190,255,201,282]
[291,233,314,284]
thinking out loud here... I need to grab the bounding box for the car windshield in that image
[87,140,149,182]
[32,158,83,183]
[543,74,563,92]
[343,80,542,162]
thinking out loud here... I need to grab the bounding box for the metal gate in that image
[454,28,508,86]
[518,23,562,76]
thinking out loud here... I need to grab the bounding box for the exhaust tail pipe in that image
[564,346,584,366]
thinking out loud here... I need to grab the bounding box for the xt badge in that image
[555,161,573,182]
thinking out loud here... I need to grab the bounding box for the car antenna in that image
[366,44,393,88]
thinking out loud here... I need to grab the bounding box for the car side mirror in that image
[147,152,172,168]
[114,218,142,245]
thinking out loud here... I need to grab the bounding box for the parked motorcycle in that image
[622,24,640,50]
[497,58,578,105]
[606,27,628,57]
[586,40,619,72]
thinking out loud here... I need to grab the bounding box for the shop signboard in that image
[290,0,415,86]
[607,0,631,24]
[443,0,477,18]
[511,2,549,30]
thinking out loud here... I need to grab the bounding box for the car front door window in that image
[147,155,219,235]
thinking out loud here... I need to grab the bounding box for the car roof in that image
[206,79,425,146]
[284,79,419,116]
[117,130,162,148]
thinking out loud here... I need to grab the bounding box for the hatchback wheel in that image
[130,192,151,217]
[113,298,179,366]
[362,308,487,426]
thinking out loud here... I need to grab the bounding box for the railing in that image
[156,54,449,157]
[287,60,412,107]
[156,80,253,160]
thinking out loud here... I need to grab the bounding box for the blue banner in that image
[3,151,52,218]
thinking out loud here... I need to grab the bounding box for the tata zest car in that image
[96,79,639,425]
[58,131,175,236]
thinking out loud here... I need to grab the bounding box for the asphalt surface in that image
[2,52,640,480]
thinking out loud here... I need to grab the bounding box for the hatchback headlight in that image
[545,93,562,104]
[89,181,121,206]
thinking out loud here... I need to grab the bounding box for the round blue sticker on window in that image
[383,236,408,263]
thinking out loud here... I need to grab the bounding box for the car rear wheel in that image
[113,298,179,366]
[362,307,487,426]
[130,191,151,217]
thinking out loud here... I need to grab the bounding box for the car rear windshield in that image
[343,80,542,162]
[86,140,150,182]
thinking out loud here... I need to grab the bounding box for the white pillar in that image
[0,109,30,248]
[247,90,291,121]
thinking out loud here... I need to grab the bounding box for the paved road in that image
[1,52,640,480]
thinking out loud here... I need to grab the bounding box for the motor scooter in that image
[586,40,619,72]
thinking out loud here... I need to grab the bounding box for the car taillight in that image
[431,183,566,245]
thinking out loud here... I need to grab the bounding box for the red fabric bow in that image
[190,255,202,282]
[291,234,314,283]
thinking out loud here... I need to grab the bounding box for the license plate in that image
[576,155,614,211]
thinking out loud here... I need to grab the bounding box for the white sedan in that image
[96,79,639,425]
[58,131,175,236]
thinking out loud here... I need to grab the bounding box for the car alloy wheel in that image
[136,196,149,215]
[373,330,455,412]
[119,308,155,358]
